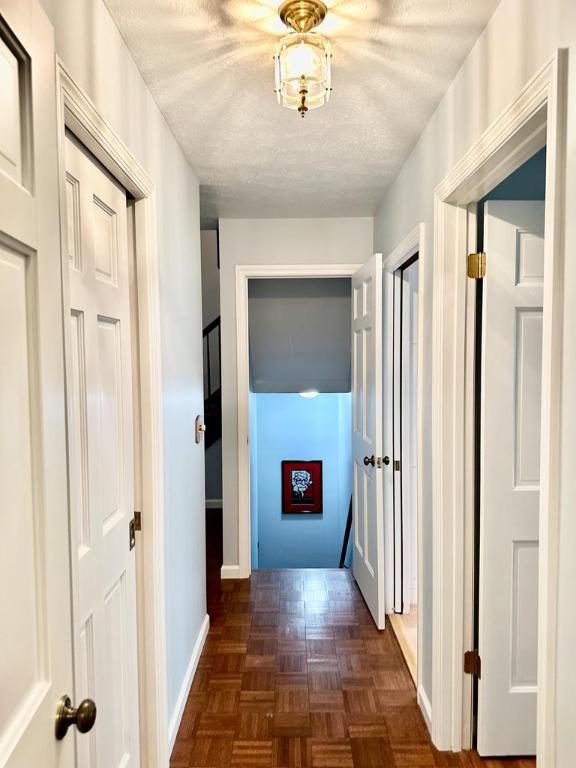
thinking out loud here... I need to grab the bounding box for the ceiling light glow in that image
[274,0,332,118]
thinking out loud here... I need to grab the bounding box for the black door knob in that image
[363,455,375,467]
[55,695,97,740]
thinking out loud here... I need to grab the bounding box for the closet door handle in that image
[363,455,375,467]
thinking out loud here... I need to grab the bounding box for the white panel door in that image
[478,201,545,756]
[0,2,75,767]
[352,254,385,629]
[64,135,140,768]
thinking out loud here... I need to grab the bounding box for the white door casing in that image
[352,254,385,629]
[477,201,545,756]
[392,260,419,615]
[0,2,75,766]
[64,134,140,767]
[392,270,403,613]
[403,263,419,608]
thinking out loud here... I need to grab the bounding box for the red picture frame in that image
[281,460,323,514]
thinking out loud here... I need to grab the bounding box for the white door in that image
[352,254,385,629]
[64,134,140,767]
[477,200,544,756]
[0,2,76,766]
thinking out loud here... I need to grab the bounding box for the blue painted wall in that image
[251,393,352,569]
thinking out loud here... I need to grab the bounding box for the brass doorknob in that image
[363,455,375,467]
[55,695,97,740]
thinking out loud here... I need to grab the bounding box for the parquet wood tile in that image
[170,510,537,768]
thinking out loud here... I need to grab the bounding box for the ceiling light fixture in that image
[274,0,332,118]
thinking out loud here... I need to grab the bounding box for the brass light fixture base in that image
[278,0,327,33]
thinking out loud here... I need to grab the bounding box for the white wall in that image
[373,0,576,756]
[219,217,373,568]
[39,0,207,740]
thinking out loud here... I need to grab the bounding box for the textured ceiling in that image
[104,0,500,221]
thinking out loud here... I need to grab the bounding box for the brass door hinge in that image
[134,510,142,532]
[464,649,481,678]
[467,252,486,279]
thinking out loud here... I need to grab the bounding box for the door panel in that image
[477,200,544,756]
[352,254,385,629]
[64,134,140,768]
[0,2,74,766]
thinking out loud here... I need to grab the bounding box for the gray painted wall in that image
[248,278,351,393]
[201,230,222,503]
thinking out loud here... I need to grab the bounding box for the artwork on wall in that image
[281,460,323,514]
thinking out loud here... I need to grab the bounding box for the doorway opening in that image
[388,253,420,684]
[470,147,546,759]
[247,277,353,570]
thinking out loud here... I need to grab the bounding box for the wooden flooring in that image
[171,511,535,768]
[387,610,417,685]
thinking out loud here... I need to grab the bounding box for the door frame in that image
[382,224,427,724]
[56,63,170,768]
[431,50,567,763]
[234,262,362,579]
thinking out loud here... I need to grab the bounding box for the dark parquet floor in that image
[171,511,535,768]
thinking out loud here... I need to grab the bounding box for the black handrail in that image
[203,315,220,337]
[203,316,221,399]
[339,495,353,568]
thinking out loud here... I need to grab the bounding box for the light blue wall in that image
[251,393,352,569]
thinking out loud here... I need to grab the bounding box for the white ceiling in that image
[104,0,500,222]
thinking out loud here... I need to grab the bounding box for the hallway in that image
[171,513,534,768]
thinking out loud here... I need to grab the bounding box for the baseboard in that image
[205,499,222,509]
[168,613,210,753]
[417,684,432,735]
[220,564,248,579]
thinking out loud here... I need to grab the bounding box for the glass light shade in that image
[274,32,331,114]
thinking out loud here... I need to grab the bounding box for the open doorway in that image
[471,148,546,759]
[247,278,353,570]
[388,254,420,684]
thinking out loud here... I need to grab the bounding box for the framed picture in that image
[281,460,323,514]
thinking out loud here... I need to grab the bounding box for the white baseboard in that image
[168,613,210,753]
[205,499,222,509]
[418,684,432,735]
[220,564,248,579]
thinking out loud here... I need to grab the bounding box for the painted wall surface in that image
[248,278,352,393]
[373,0,576,753]
[201,231,222,503]
[201,230,220,328]
[218,217,373,572]
[252,394,352,569]
[39,0,207,740]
